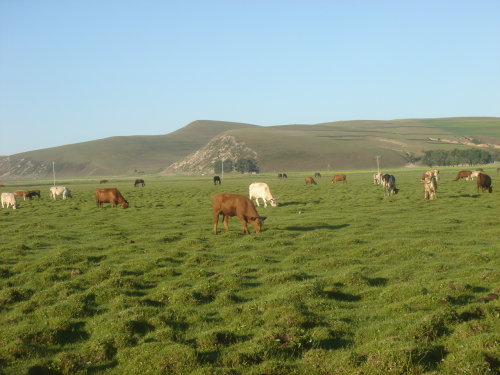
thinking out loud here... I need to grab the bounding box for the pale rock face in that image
[163,135,258,175]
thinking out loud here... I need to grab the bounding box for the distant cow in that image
[1,192,17,209]
[249,182,277,208]
[13,190,29,201]
[373,173,383,185]
[382,174,399,196]
[331,174,347,184]
[100,179,109,184]
[27,190,41,199]
[314,172,322,178]
[278,173,288,179]
[50,186,72,200]
[305,176,317,185]
[213,176,221,185]
[212,193,266,234]
[476,173,493,193]
[95,188,129,208]
[421,169,439,182]
[423,175,437,200]
[454,170,474,181]
[134,179,145,187]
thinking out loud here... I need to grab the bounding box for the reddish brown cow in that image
[476,173,493,193]
[305,176,317,185]
[331,174,347,184]
[13,190,29,201]
[454,170,473,181]
[212,193,266,234]
[95,188,129,208]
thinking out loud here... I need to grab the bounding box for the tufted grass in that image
[0,169,498,374]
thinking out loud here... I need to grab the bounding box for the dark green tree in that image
[235,158,259,173]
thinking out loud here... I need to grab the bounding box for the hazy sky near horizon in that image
[1,0,499,155]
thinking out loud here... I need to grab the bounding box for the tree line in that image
[422,148,496,167]
[213,158,259,174]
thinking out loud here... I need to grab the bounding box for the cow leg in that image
[263,199,267,208]
[212,212,220,234]
[254,199,260,207]
[223,215,230,231]
[239,216,249,234]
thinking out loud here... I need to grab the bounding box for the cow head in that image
[122,201,129,209]
[249,216,267,233]
[269,198,278,207]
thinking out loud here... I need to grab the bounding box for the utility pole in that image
[53,162,56,186]
[376,156,380,174]
[221,159,224,181]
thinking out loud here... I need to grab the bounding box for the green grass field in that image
[0,169,498,374]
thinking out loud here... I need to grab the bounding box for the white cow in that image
[1,192,17,209]
[422,169,439,181]
[373,172,383,185]
[50,186,72,200]
[249,182,277,208]
[423,175,437,200]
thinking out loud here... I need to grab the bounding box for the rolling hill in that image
[1,117,499,178]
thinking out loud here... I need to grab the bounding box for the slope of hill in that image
[0,117,498,178]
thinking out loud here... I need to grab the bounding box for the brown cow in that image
[27,190,41,199]
[454,170,473,181]
[95,188,129,208]
[331,174,347,184]
[212,193,266,234]
[13,190,29,201]
[476,173,493,193]
[305,176,317,185]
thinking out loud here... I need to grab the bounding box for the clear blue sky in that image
[1,0,499,155]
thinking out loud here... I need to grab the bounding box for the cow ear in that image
[260,216,267,221]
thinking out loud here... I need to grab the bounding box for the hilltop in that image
[0,117,499,178]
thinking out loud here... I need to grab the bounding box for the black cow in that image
[134,179,145,187]
[213,176,221,185]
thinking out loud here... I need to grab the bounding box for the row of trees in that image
[213,158,259,174]
[422,148,494,167]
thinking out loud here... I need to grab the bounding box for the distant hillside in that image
[0,117,499,178]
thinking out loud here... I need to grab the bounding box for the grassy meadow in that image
[0,169,498,374]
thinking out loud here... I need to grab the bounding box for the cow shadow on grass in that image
[449,194,481,198]
[284,224,349,231]
[279,201,303,207]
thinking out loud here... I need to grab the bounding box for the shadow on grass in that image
[324,290,361,302]
[279,201,304,207]
[448,194,481,198]
[284,224,349,231]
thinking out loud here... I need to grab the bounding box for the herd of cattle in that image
[1,171,495,235]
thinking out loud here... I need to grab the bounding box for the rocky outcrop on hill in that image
[0,157,52,178]
[162,135,258,175]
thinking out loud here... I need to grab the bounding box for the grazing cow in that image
[213,176,221,185]
[421,169,439,182]
[314,172,322,178]
[373,173,383,185]
[212,193,266,234]
[50,186,72,200]
[134,179,145,187]
[1,192,17,209]
[331,174,347,184]
[278,173,288,179]
[381,174,399,196]
[305,176,317,185]
[13,190,29,201]
[95,188,129,208]
[476,173,493,193]
[423,175,437,200]
[27,190,41,199]
[454,170,474,181]
[100,179,109,184]
[249,182,277,208]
